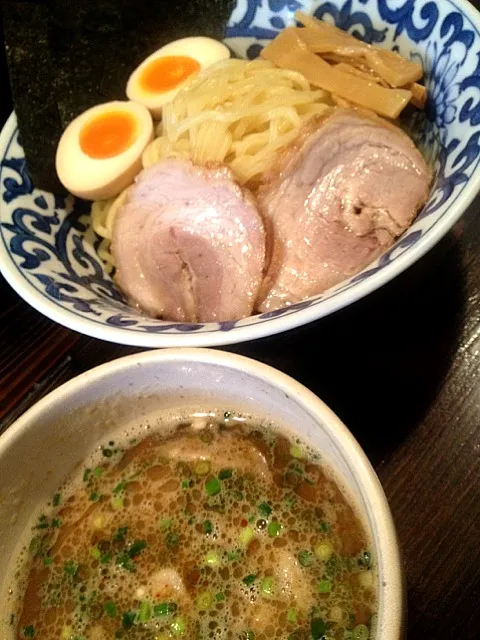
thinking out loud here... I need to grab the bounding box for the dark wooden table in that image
[1,12,479,640]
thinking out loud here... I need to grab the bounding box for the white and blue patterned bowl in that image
[1,0,480,348]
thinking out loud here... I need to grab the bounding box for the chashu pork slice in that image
[112,159,265,323]
[256,108,431,312]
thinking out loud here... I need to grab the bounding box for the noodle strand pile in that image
[92,58,333,267]
[92,19,426,272]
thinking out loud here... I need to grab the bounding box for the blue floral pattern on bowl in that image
[1,0,480,347]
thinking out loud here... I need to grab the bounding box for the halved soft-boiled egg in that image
[126,37,231,117]
[56,101,153,200]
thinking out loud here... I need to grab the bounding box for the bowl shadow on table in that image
[226,226,467,467]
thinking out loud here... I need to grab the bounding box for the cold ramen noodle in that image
[54,11,431,324]
[8,414,376,640]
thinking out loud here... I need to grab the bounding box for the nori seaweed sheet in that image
[49,0,236,125]
[2,1,65,193]
[2,0,235,193]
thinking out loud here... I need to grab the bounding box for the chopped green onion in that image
[358,550,372,569]
[89,491,100,502]
[23,626,35,638]
[104,601,117,618]
[181,479,190,490]
[29,535,42,556]
[83,468,91,482]
[353,624,370,640]
[100,552,112,564]
[260,576,275,597]
[203,520,213,535]
[111,496,124,510]
[94,466,104,478]
[35,515,49,530]
[43,556,53,566]
[205,477,221,496]
[258,502,272,518]
[64,560,78,577]
[291,462,304,476]
[242,574,257,586]
[196,591,213,611]
[116,552,135,572]
[239,526,255,547]
[314,542,332,561]
[51,518,61,528]
[218,469,232,480]
[165,532,180,549]
[154,602,177,616]
[128,539,147,558]
[113,479,126,494]
[285,495,296,510]
[170,616,186,636]
[287,609,297,623]
[215,592,225,602]
[325,554,341,578]
[267,522,282,537]
[91,546,101,560]
[113,526,128,542]
[52,493,61,507]
[60,626,72,640]
[159,518,172,530]
[139,601,151,622]
[93,513,105,528]
[194,460,211,476]
[311,617,326,639]
[243,633,255,640]
[204,550,220,566]
[318,579,331,593]
[290,444,304,459]
[298,550,314,567]
[320,522,329,533]
[122,611,136,630]
[227,549,241,562]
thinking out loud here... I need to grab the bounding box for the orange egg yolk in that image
[140,55,201,93]
[79,111,137,159]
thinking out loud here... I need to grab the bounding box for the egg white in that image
[126,36,231,117]
[55,101,153,201]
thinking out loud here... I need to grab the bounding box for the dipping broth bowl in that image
[0,349,403,638]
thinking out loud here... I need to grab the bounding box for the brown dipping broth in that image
[12,415,377,640]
